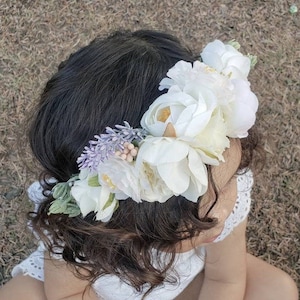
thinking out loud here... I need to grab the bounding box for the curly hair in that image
[28,30,264,296]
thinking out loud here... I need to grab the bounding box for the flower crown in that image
[49,40,258,222]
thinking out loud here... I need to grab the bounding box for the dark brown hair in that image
[28,30,264,296]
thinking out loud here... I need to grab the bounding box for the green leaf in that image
[227,39,241,50]
[65,203,81,217]
[48,199,67,214]
[88,175,100,187]
[52,182,69,199]
[289,4,298,14]
[247,54,258,68]
[103,193,116,210]
[49,174,82,218]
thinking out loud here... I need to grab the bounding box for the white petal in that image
[183,149,208,201]
[94,186,118,221]
[71,183,101,217]
[227,79,258,137]
[226,56,250,78]
[227,103,257,138]
[157,160,190,194]
[138,138,189,165]
[166,60,193,89]
[159,77,174,91]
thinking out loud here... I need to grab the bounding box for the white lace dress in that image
[12,171,253,299]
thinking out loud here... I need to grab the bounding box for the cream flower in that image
[141,86,217,138]
[159,60,194,91]
[70,169,118,222]
[201,40,251,80]
[138,161,174,203]
[136,137,208,202]
[142,61,236,163]
[186,107,230,164]
[142,59,258,162]
[97,156,140,202]
[159,60,229,92]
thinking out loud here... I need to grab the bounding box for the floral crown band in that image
[49,40,258,222]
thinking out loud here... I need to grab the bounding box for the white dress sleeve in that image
[11,182,47,281]
[213,170,253,243]
[11,242,45,281]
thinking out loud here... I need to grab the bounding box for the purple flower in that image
[77,122,147,171]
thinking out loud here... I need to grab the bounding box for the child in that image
[0,30,298,300]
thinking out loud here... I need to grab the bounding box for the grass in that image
[0,0,299,289]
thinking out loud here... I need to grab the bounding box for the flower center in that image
[157,107,171,122]
[102,174,116,189]
[205,66,216,73]
[143,163,156,188]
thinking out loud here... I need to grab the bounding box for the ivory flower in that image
[136,137,208,202]
[142,61,236,163]
[201,40,251,80]
[71,169,118,222]
[97,156,140,202]
[141,86,217,138]
[138,161,174,203]
[143,60,258,161]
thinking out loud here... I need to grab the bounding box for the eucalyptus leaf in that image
[49,199,67,214]
[49,176,81,218]
[52,182,69,199]
[227,39,241,50]
[65,204,81,217]
[248,54,258,68]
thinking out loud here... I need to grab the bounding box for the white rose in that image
[138,161,173,203]
[142,61,225,139]
[136,137,208,202]
[141,87,216,138]
[142,61,237,163]
[201,40,251,80]
[71,169,118,222]
[97,156,141,202]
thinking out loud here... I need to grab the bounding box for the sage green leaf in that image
[227,39,241,50]
[49,174,82,218]
[65,204,81,217]
[49,199,67,214]
[52,183,69,199]
[248,54,257,68]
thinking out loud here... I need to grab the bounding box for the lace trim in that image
[11,243,45,281]
[213,170,253,242]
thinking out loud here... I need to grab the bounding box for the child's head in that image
[28,29,262,292]
[29,30,196,181]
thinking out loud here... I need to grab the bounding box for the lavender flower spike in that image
[77,121,147,171]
